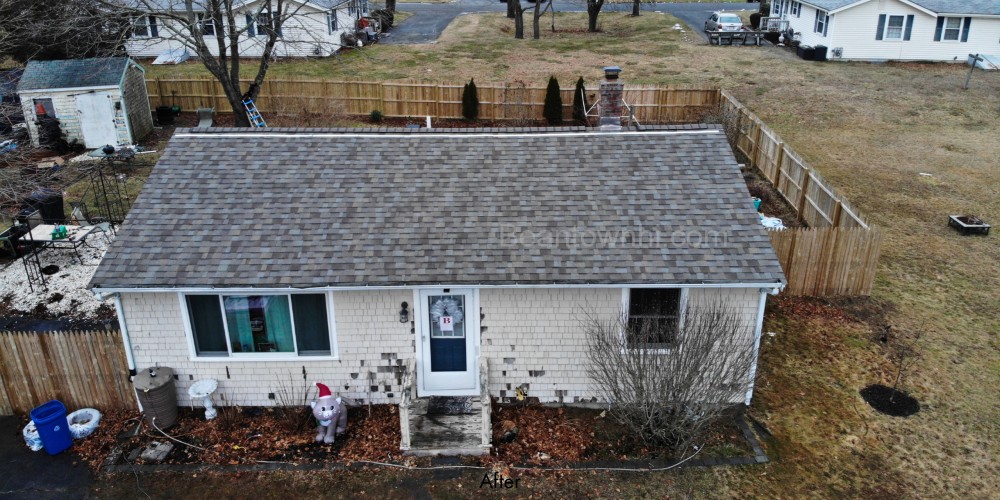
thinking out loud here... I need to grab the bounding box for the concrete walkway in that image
[0,416,93,499]
[384,1,750,44]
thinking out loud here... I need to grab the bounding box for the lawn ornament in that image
[311,382,347,444]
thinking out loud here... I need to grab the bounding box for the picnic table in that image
[707,29,766,46]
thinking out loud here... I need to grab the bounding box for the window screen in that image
[292,294,331,355]
[186,295,228,355]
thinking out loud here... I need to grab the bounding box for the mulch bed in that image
[860,384,920,417]
[74,405,402,471]
[487,404,752,466]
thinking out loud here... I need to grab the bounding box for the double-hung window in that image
[883,15,905,40]
[327,11,338,34]
[624,289,682,349]
[133,16,158,38]
[940,17,962,41]
[772,0,783,16]
[790,1,800,17]
[197,13,216,36]
[814,10,829,36]
[184,293,335,358]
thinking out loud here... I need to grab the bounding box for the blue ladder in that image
[242,98,267,127]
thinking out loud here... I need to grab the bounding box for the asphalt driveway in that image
[0,416,93,499]
[385,1,755,44]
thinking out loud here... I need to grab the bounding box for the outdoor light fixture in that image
[399,302,409,323]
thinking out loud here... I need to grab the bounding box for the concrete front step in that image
[404,397,488,456]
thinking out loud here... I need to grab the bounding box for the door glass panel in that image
[428,295,465,339]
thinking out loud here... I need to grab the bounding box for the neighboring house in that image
[0,69,22,105]
[772,0,1000,61]
[89,124,786,412]
[124,0,370,59]
[16,58,152,149]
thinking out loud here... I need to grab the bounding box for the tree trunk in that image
[587,0,603,33]
[532,0,541,39]
[514,1,524,39]
[387,0,396,13]
[507,0,516,19]
[631,0,640,17]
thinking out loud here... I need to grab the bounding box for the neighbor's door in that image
[417,288,479,395]
[75,93,118,148]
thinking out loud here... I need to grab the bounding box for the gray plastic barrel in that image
[133,366,178,429]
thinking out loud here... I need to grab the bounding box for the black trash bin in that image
[797,45,815,61]
[814,45,828,61]
[156,105,175,125]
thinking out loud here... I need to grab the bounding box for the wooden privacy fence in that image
[0,330,135,416]
[719,90,882,296]
[146,78,721,123]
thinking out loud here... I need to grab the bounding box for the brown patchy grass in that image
[130,11,1000,498]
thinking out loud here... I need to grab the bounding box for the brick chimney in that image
[599,66,623,130]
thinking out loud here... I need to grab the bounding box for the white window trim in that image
[939,16,963,42]
[179,291,339,361]
[620,288,689,354]
[882,14,906,41]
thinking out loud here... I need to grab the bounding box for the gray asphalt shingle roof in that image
[17,58,129,92]
[803,0,1000,15]
[90,127,786,289]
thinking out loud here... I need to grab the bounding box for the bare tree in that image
[0,0,131,63]
[887,326,922,403]
[98,0,351,126]
[585,301,756,452]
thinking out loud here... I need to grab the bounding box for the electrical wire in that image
[150,416,208,451]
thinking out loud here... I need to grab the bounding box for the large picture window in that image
[625,288,682,348]
[185,293,333,357]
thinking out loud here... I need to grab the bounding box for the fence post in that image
[831,200,843,228]
[752,120,763,169]
[797,171,812,217]
[771,143,785,185]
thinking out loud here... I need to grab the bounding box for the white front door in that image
[416,288,479,396]
[75,93,118,148]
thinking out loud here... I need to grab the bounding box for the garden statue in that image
[311,382,347,444]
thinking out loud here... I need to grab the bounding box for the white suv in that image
[705,12,744,32]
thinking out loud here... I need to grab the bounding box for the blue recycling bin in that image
[30,400,73,455]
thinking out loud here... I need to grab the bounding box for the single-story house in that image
[89,125,786,413]
[124,0,370,59]
[16,58,152,149]
[772,0,1000,61]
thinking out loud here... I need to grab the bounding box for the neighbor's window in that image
[197,13,216,36]
[327,11,338,33]
[883,15,905,40]
[256,13,273,36]
[133,16,158,38]
[626,289,681,347]
[772,0,783,16]
[814,10,829,35]
[791,1,800,16]
[941,17,962,41]
[185,293,333,357]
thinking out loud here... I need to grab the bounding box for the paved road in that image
[0,416,93,499]
[384,1,754,44]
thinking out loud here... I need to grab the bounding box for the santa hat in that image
[315,382,332,398]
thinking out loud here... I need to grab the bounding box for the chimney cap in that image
[603,66,622,79]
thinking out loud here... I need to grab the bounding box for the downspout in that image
[744,288,771,406]
[109,293,138,378]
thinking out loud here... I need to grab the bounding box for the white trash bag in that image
[23,421,43,452]
[67,408,102,439]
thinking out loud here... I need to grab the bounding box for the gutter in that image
[744,288,770,406]
[97,291,137,378]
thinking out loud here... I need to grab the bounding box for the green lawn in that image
[113,10,999,498]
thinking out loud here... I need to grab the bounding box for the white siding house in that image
[90,127,786,411]
[124,0,369,59]
[772,0,1000,61]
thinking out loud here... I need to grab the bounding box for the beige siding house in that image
[90,127,785,416]
[16,58,152,148]
[774,0,1000,61]
[124,0,368,59]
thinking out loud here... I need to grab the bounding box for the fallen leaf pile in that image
[72,404,401,468]
[487,405,592,465]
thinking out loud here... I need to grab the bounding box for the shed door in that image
[76,93,118,148]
